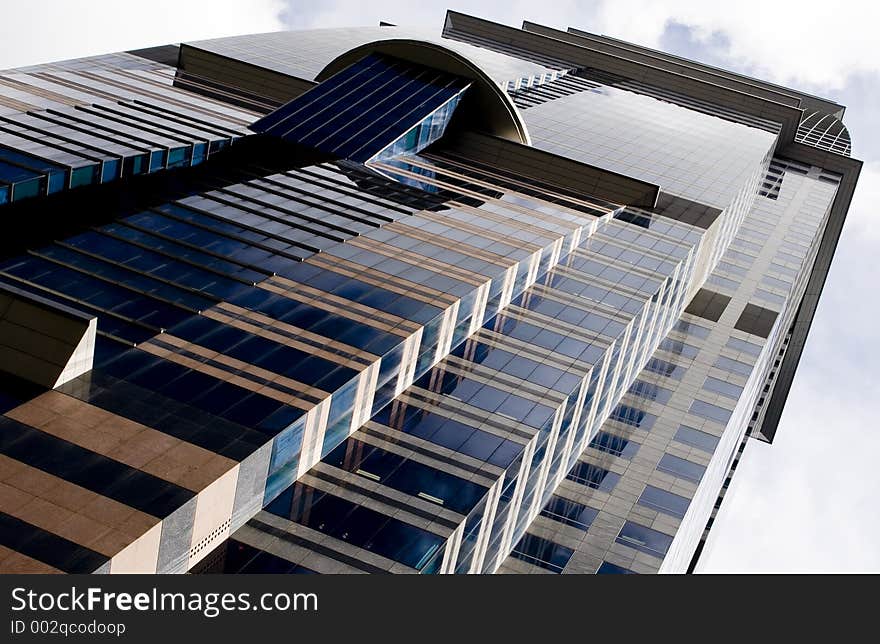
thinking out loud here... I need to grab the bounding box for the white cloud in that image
[284,0,880,90]
[841,162,880,241]
[583,0,880,90]
[698,364,880,572]
[283,0,567,31]
[0,0,285,69]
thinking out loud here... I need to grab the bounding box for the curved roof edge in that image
[317,38,532,146]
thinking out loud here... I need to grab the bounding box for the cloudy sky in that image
[2,1,877,572]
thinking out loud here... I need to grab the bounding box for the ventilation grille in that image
[189,517,231,560]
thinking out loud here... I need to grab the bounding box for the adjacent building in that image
[0,11,860,574]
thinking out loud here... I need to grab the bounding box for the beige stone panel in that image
[186,464,240,569]
[0,545,63,574]
[109,521,162,574]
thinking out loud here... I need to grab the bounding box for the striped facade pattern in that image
[0,15,857,576]
[0,53,253,206]
[228,201,709,574]
[497,160,839,574]
[0,137,624,572]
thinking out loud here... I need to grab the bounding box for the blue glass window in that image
[510,533,574,573]
[627,379,673,405]
[673,425,720,453]
[657,453,705,482]
[616,521,674,558]
[324,438,488,515]
[638,485,691,518]
[566,461,620,491]
[218,540,315,574]
[267,483,444,571]
[540,495,599,531]
[725,337,763,356]
[251,53,470,163]
[374,402,522,469]
[702,376,743,399]
[713,355,754,376]
[589,431,639,459]
[644,357,686,380]
[597,561,636,574]
[689,399,733,424]
[658,338,699,359]
[609,404,656,430]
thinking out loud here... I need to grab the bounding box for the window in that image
[616,521,674,558]
[658,338,699,359]
[638,485,691,518]
[567,461,620,491]
[644,357,686,380]
[731,238,763,253]
[267,483,444,571]
[762,275,791,290]
[706,274,740,290]
[689,399,733,424]
[734,304,778,339]
[672,320,710,339]
[716,261,749,277]
[674,425,720,453]
[713,355,754,377]
[596,561,636,574]
[609,404,657,430]
[657,454,705,482]
[769,263,798,278]
[324,438,489,515]
[540,495,599,531]
[218,540,315,574]
[510,533,574,573]
[702,376,743,399]
[755,289,785,306]
[684,288,730,322]
[627,379,673,405]
[725,337,763,356]
[252,53,470,163]
[589,431,640,459]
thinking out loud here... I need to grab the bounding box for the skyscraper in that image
[0,11,859,575]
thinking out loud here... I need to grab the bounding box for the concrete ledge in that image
[438,130,659,208]
[178,44,315,110]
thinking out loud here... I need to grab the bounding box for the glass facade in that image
[251,53,471,163]
[0,12,858,575]
[0,52,250,206]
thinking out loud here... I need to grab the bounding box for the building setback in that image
[0,11,860,574]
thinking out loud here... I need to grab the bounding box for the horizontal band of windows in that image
[657,453,706,483]
[539,495,599,531]
[566,461,620,492]
[510,533,574,573]
[588,430,640,459]
[265,482,445,572]
[702,376,743,399]
[616,521,673,559]
[674,425,720,453]
[638,485,691,519]
[323,437,488,516]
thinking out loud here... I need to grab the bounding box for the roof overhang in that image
[319,39,531,145]
[443,11,805,145]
